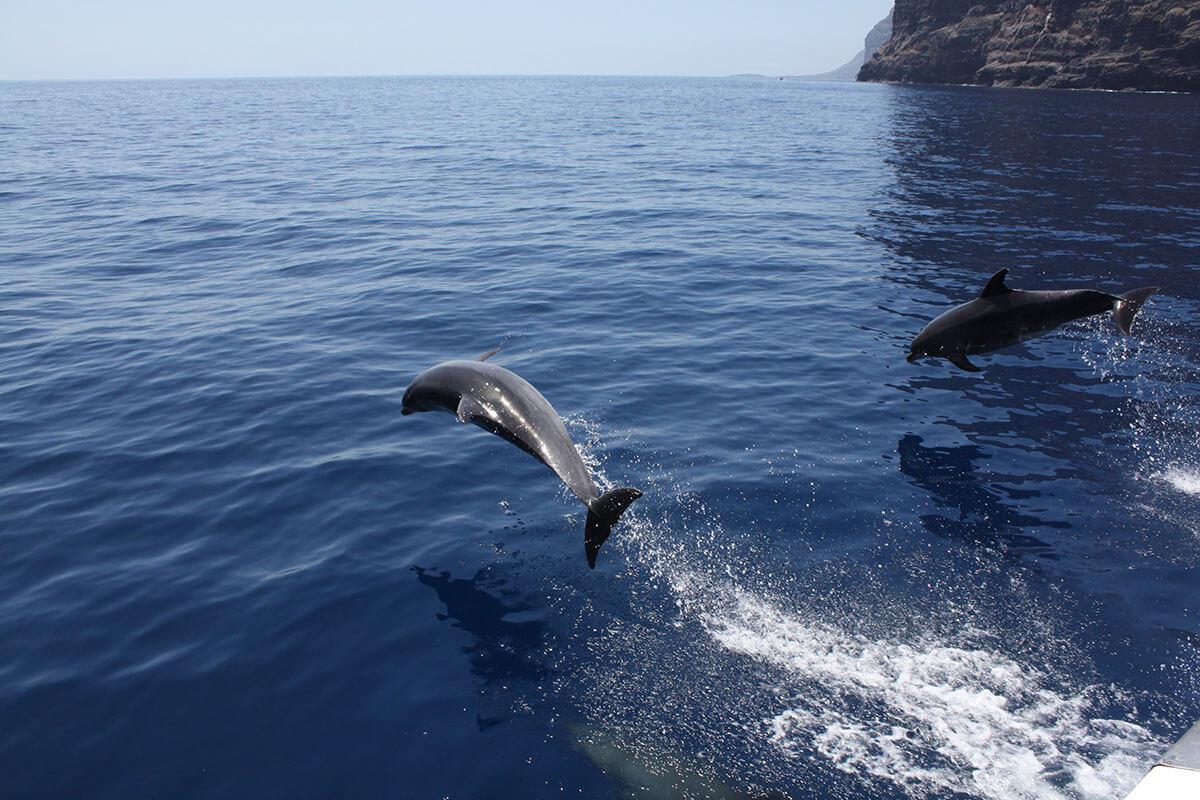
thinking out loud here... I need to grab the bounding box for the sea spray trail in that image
[709,593,1158,800]
[1159,469,1200,498]
[556,432,1170,800]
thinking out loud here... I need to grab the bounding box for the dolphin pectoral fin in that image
[980,269,1012,299]
[474,347,502,362]
[947,353,982,373]
[456,396,549,466]
[455,395,490,424]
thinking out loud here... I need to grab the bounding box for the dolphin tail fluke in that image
[584,487,643,569]
[1113,287,1160,335]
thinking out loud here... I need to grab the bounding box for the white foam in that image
[1158,467,1200,497]
[575,426,1165,799]
[702,589,1160,800]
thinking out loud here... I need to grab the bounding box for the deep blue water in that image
[2,76,1199,800]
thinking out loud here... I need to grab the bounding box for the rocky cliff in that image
[858,1,1200,92]
[864,9,896,59]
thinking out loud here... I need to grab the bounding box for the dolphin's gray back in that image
[1005,288,1116,315]
[993,289,1117,341]
[928,289,1117,350]
[423,361,599,507]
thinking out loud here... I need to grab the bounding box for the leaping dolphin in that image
[908,269,1159,373]
[402,349,642,568]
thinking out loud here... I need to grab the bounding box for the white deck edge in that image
[1125,721,1200,800]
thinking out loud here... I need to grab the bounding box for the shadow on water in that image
[413,566,549,730]
[904,358,1136,483]
[898,433,1068,560]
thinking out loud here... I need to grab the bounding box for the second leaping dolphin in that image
[908,269,1159,372]
[402,348,642,569]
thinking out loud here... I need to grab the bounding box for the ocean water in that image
[1,76,1199,800]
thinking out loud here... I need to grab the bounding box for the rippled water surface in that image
[2,77,1199,800]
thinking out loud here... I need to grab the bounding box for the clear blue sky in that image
[0,0,893,80]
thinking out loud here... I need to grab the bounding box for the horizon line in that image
[0,70,838,85]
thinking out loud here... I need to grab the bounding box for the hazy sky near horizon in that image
[1,1,893,80]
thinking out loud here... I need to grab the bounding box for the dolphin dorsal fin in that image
[980,269,1011,298]
[474,346,501,362]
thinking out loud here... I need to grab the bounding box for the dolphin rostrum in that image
[907,269,1159,372]
[402,349,642,568]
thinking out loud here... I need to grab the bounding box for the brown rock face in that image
[858,1,1200,92]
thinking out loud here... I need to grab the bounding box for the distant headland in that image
[795,11,893,81]
[857,1,1200,93]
